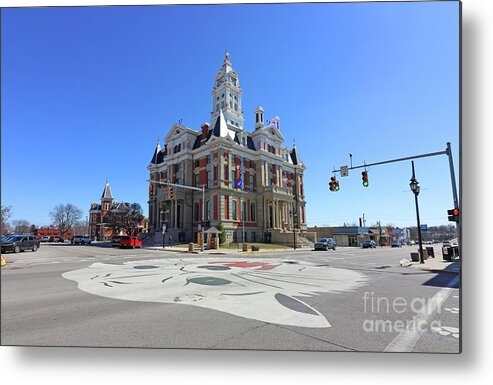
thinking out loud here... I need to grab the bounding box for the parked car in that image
[111,235,124,248]
[391,241,402,248]
[71,235,92,245]
[1,234,40,253]
[362,240,377,249]
[39,236,51,242]
[120,236,142,249]
[49,236,65,243]
[314,238,336,251]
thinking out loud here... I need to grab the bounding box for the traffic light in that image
[329,176,335,192]
[447,208,459,222]
[362,171,369,187]
[168,185,174,199]
[334,179,340,191]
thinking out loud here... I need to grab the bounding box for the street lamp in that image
[160,209,165,248]
[409,161,424,264]
[291,206,298,250]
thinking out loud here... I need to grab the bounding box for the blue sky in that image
[1,1,459,228]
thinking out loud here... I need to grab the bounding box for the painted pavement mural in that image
[62,258,369,328]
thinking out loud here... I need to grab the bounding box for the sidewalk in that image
[410,256,461,275]
[145,244,311,255]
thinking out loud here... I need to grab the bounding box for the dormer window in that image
[242,137,246,146]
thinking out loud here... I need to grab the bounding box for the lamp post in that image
[409,161,424,264]
[160,209,165,248]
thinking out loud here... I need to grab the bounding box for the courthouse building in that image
[147,52,308,245]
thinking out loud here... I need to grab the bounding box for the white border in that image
[2,0,492,384]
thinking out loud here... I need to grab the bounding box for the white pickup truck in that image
[71,235,92,245]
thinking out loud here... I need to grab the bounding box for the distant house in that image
[88,180,147,241]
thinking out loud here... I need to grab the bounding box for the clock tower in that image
[211,51,244,131]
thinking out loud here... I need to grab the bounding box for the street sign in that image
[420,224,428,231]
[340,166,349,177]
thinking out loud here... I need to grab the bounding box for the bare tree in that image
[1,205,12,234]
[73,220,88,236]
[12,219,32,234]
[49,204,83,238]
[120,203,145,236]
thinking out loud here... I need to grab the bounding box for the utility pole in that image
[377,221,382,247]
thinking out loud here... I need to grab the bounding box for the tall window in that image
[194,203,199,222]
[206,200,211,220]
[207,171,212,188]
[207,154,211,164]
[213,165,218,181]
[232,200,237,220]
[242,200,247,221]
[224,164,229,180]
[250,203,256,222]
[250,174,254,190]
[194,173,199,187]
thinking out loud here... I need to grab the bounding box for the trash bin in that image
[426,247,435,258]
[188,242,194,252]
[453,245,460,258]
[242,243,248,252]
[410,252,420,262]
[442,247,452,262]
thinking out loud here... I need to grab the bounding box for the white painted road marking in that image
[384,274,460,352]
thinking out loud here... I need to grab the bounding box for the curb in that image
[417,267,460,275]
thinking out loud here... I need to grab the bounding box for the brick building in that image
[89,180,147,240]
[147,52,308,245]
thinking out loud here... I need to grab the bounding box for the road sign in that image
[420,224,428,231]
[340,166,349,177]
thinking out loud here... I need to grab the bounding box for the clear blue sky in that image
[1,1,459,228]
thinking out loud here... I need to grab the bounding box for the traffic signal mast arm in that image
[148,180,203,192]
[147,179,205,252]
[331,142,458,210]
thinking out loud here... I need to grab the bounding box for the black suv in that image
[1,234,40,253]
[314,238,337,251]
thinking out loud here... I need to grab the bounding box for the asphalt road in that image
[1,243,460,352]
